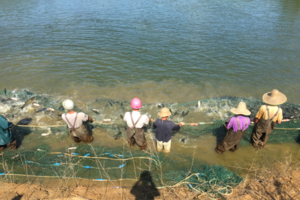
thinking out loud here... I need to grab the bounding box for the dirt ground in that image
[1,168,300,200]
[0,181,204,200]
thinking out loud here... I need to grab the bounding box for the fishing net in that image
[1,89,300,197]
[0,143,243,198]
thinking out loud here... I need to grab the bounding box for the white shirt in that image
[62,112,88,129]
[123,111,149,128]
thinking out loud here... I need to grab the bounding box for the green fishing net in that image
[1,89,300,197]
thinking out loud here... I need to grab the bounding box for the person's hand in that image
[88,117,94,123]
[149,118,154,122]
[276,121,281,124]
[253,118,259,123]
[179,123,184,127]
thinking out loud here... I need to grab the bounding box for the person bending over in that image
[62,99,94,143]
[124,98,150,150]
[0,115,17,151]
[215,102,251,154]
[252,89,285,149]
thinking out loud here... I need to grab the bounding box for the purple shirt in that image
[227,116,250,132]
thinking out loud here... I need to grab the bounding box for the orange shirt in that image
[255,105,283,123]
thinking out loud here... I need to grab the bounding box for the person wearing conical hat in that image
[215,102,251,154]
[252,89,286,149]
[153,108,183,153]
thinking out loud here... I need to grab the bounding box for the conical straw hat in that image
[158,107,172,117]
[230,102,251,116]
[262,89,287,105]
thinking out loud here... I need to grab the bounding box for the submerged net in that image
[1,89,300,197]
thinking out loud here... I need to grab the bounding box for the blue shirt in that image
[153,119,181,142]
[0,115,14,145]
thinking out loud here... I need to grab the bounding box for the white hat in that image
[62,99,74,110]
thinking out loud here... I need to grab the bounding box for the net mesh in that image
[1,89,300,197]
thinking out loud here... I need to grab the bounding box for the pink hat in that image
[131,98,142,109]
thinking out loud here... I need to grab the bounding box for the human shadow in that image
[11,194,23,200]
[11,118,32,148]
[130,171,160,200]
[296,130,300,144]
[212,125,227,147]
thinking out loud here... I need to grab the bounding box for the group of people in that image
[216,89,286,153]
[61,97,182,153]
[0,89,287,154]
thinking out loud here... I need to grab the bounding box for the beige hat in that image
[262,89,287,105]
[158,107,172,117]
[230,102,251,116]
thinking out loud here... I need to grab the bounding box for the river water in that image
[1,0,300,182]
[0,0,300,103]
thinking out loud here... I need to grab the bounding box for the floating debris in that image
[103,119,111,122]
[68,147,77,150]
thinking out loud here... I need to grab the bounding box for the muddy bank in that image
[1,167,300,200]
